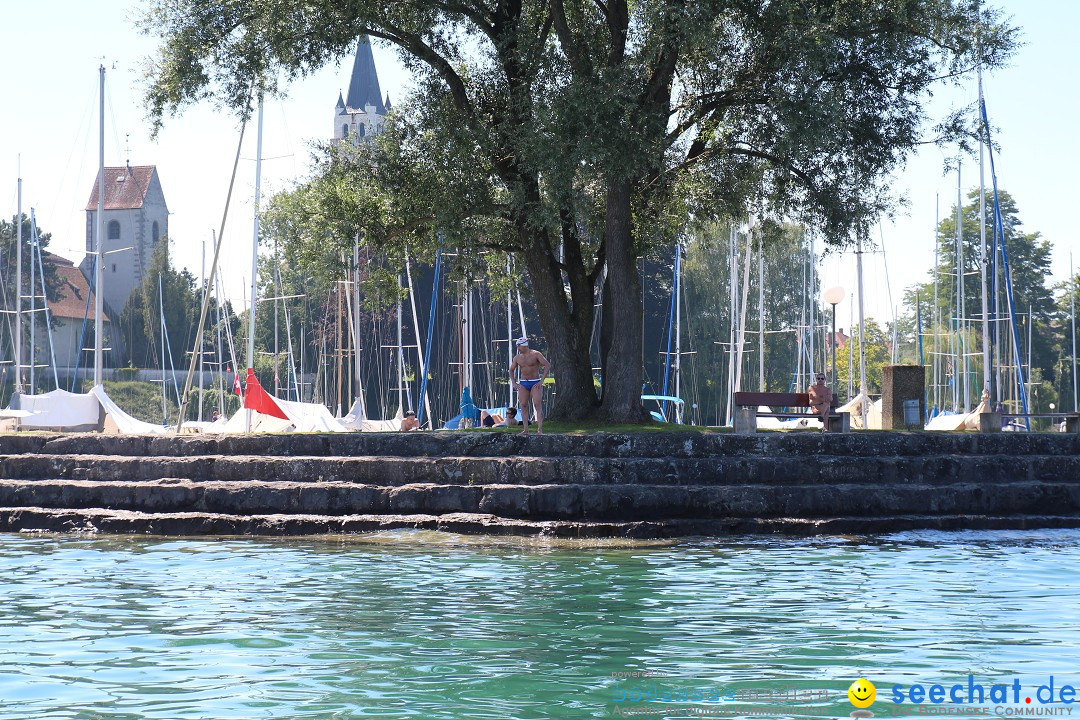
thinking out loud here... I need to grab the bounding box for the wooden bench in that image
[986,412,1080,433]
[733,392,850,434]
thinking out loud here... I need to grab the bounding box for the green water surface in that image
[1,530,1078,719]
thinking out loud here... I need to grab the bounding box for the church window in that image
[358,124,366,138]
[108,220,120,240]
[112,263,117,273]
[152,222,160,244]
[342,124,349,137]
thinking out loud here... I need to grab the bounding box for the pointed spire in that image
[336,91,345,109]
[345,36,385,115]
[384,92,392,111]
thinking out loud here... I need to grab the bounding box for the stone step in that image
[3,430,1079,461]
[1,478,1078,521]
[3,506,1080,537]
[0,452,1075,486]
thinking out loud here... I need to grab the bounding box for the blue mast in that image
[416,239,442,428]
[981,97,1029,425]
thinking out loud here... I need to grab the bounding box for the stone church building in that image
[80,164,169,323]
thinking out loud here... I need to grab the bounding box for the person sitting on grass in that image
[401,410,419,431]
[494,407,518,428]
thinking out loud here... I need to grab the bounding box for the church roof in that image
[344,36,385,114]
[85,166,157,211]
[44,254,109,322]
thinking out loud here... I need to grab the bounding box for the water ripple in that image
[1,530,1078,718]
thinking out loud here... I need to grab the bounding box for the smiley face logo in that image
[848,678,876,709]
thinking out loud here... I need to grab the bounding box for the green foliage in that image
[117,240,239,377]
[900,189,1057,408]
[0,213,64,355]
[835,320,892,395]
[680,220,818,421]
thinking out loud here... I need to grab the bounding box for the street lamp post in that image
[825,286,845,395]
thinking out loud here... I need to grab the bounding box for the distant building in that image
[80,164,168,322]
[333,36,392,143]
[42,252,110,370]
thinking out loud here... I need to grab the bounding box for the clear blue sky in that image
[1,1,1076,328]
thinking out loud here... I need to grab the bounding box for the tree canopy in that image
[142,0,1016,421]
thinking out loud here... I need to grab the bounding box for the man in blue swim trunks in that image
[510,336,551,435]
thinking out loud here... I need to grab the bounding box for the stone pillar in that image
[881,365,925,430]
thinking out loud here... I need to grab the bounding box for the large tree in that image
[142,0,1015,421]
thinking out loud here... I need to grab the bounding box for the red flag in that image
[229,366,242,396]
[243,368,288,420]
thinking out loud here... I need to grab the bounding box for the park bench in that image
[988,412,1080,433]
[733,391,850,434]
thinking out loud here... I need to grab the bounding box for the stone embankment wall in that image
[0,431,1077,537]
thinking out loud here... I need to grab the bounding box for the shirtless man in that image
[808,373,833,432]
[509,337,552,435]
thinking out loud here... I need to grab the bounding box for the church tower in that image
[334,36,392,143]
[81,164,168,321]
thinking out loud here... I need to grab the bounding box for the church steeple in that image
[345,36,385,114]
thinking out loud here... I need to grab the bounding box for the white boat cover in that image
[221,409,295,433]
[90,385,168,434]
[219,402,347,433]
[7,386,168,434]
[276,398,348,433]
[10,388,102,431]
[340,399,403,432]
[925,400,989,431]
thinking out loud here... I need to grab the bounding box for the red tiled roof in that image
[85,166,156,211]
[50,265,109,322]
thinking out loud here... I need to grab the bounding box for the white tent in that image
[838,393,883,430]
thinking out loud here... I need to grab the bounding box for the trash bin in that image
[903,399,921,429]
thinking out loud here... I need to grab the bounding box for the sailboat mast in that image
[506,256,513,408]
[397,271,404,415]
[808,231,816,380]
[160,274,167,423]
[978,69,991,402]
[199,239,206,420]
[933,194,940,410]
[725,225,737,423]
[674,241,682,423]
[14,166,22,393]
[857,233,867,427]
[758,233,764,393]
[954,160,972,414]
[29,210,37,394]
[353,234,364,417]
[244,97,264,431]
[1073,253,1078,413]
[94,65,105,387]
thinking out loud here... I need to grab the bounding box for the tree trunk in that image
[516,224,600,421]
[599,177,647,423]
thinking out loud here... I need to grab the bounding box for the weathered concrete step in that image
[3,506,1080,538]
[2,479,1078,521]
[0,452,1074,486]
[3,430,1080,461]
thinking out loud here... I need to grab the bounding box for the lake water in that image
[1,530,1079,719]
